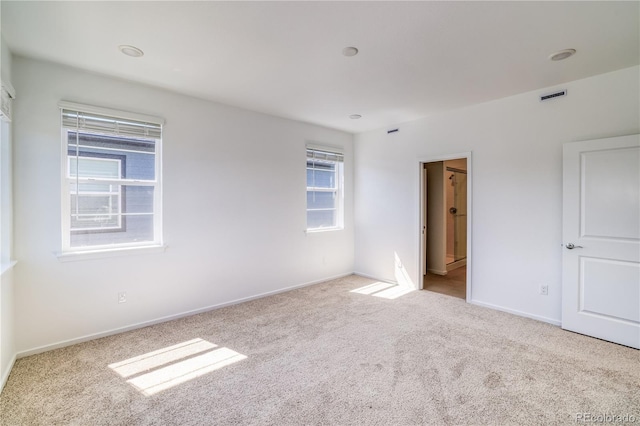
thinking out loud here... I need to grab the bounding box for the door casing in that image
[417,152,472,301]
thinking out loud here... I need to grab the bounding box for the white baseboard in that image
[354,272,560,326]
[14,271,562,359]
[469,299,561,326]
[17,272,354,359]
[352,271,397,285]
[1,354,17,393]
[446,259,466,272]
[427,268,447,275]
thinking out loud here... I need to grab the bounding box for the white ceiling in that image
[2,1,638,133]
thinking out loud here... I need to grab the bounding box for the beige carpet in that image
[1,274,638,425]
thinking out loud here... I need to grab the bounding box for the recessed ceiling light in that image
[119,45,144,58]
[342,47,359,57]
[548,48,576,61]
[349,114,362,119]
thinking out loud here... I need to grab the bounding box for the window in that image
[61,103,163,252]
[69,155,123,231]
[306,146,344,231]
[0,80,15,271]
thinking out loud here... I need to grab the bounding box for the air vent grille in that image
[540,89,567,102]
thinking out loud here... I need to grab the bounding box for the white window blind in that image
[61,110,162,139]
[306,147,344,164]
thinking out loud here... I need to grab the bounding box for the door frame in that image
[417,152,473,301]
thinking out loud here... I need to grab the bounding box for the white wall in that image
[0,266,14,389]
[426,162,446,274]
[0,34,16,390]
[354,66,640,324]
[0,36,10,83]
[12,56,354,355]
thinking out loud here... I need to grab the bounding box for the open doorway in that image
[420,156,470,300]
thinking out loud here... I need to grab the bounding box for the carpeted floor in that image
[1,274,638,425]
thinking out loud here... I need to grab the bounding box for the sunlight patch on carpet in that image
[109,338,247,396]
[350,281,395,295]
[350,281,415,299]
[372,285,415,299]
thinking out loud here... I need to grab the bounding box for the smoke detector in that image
[548,49,576,61]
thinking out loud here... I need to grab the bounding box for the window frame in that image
[305,145,344,232]
[59,102,164,254]
[0,107,15,274]
[68,154,124,232]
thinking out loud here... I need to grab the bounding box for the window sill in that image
[56,244,167,262]
[0,260,18,277]
[305,227,344,234]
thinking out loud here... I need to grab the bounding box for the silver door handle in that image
[565,243,583,249]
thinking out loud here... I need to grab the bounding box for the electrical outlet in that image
[539,285,549,296]
[118,292,127,303]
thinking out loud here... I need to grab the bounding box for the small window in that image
[306,147,344,231]
[61,104,163,252]
[0,116,11,268]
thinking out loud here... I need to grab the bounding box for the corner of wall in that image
[1,35,13,83]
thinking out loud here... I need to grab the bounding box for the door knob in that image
[565,243,583,249]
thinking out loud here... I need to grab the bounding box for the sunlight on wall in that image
[349,253,416,300]
[109,338,247,396]
[394,251,415,289]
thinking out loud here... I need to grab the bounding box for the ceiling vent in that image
[540,89,567,102]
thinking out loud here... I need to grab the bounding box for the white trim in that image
[417,152,472,301]
[60,126,163,253]
[69,143,156,156]
[427,268,448,276]
[0,354,17,393]
[16,272,353,358]
[56,244,167,262]
[306,156,344,231]
[58,101,165,125]
[353,272,397,285]
[154,137,164,250]
[68,178,157,186]
[1,80,15,99]
[306,142,344,154]
[353,272,560,326]
[61,125,70,250]
[446,258,467,272]
[0,260,17,277]
[469,299,561,326]
[305,227,344,234]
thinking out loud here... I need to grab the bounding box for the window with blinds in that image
[306,146,344,230]
[60,103,163,252]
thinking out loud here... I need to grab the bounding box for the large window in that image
[61,103,163,252]
[0,80,15,271]
[306,146,344,231]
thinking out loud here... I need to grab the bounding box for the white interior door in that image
[421,165,428,278]
[562,134,640,349]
